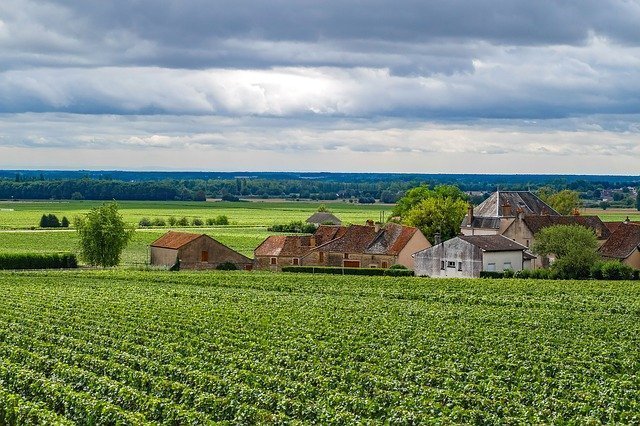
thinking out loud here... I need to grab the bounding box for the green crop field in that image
[0,200,392,230]
[0,270,639,424]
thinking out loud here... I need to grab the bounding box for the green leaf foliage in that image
[75,202,134,267]
[532,224,599,279]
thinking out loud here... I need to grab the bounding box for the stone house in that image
[302,222,431,269]
[461,190,559,236]
[253,225,347,271]
[150,231,252,270]
[501,212,611,267]
[598,222,640,269]
[413,235,535,278]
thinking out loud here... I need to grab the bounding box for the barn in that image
[150,231,252,270]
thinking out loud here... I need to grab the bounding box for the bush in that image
[177,217,189,226]
[591,260,635,280]
[192,218,204,226]
[503,269,515,278]
[216,262,238,271]
[206,218,215,226]
[39,214,61,228]
[480,271,505,278]
[281,266,413,277]
[168,216,177,226]
[221,194,240,202]
[389,264,409,270]
[60,216,70,228]
[214,215,229,225]
[152,218,166,227]
[0,253,78,270]
[268,221,316,233]
[139,217,152,227]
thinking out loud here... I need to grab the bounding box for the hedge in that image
[0,253,78,270]
[281,266,414,277]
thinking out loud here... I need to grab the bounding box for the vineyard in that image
[1,270,639,424]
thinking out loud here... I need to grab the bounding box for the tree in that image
[317,204,329,212]
[636,190,640,211]
[599,201,610,210]
[392,184,467,218]
[542,189,581,215]
[75,202,134,267]
[532,225,599,279]
[403,196,468,243]
[60,216,70,228]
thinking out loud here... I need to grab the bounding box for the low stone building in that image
[303,222,431,269]
[150,231,252,270]
[598,222,640,269]
[413,234,534,278]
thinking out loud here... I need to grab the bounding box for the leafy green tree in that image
[532,225,599,279]
[540,189,581,215]
[60,216,70,228]
[392,184,467,218]
[317,204,329,212]
[75,202,134,267]
[599,201,610,210]
[403,196,468,243]
[636,190,640,211]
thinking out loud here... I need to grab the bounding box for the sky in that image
[0,0,639,174]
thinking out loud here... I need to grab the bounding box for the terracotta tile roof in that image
[472,191,559,218]
[599,222,640,260]
[306,212,341,225]
[523,215,611,240]
[314,225,348,245]
[365,223,419,255]
[254,235,313,257]
[459,235,529,252]
[313,225,378,253]
[150,231,203,249]
[605,221,640,233]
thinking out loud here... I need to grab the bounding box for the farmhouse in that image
[306,211,342,226]
[461,190,559,236]
[303,222,431,269]
[150,231,252,270]
[413,234,534,278]
[598,222,640,269]
[253,225,347,270]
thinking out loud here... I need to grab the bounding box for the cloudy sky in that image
[1,0,639,173]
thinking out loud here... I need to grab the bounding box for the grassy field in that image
[0,200,392,230]
[0,270,639,423]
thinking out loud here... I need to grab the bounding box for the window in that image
[441,261,445,270]
[270,257,277,265]
[319,252,324,262]
[201,251,209,262]
[503,262,512,270]
[343,253,349,259]
[369,264,378,268]
[525,239,530,247]
[487,263,496,271]
[292,258,299,265]
[381,261,388,268]
[458,262,462,271]
[343,260,360,268]
[447,261,456,268]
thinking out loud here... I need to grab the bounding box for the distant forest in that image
[1,170,639,204]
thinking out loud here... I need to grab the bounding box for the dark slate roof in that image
[312,225,378,253]
[151,231,203,249]
[254,235,313,257]
[364,223,420,256]
[459,235,529,252]
[306,212,341,225]
[598,223,640,260]
[523,215,611,240]
[460,216,502,229]
[472,191,559,218]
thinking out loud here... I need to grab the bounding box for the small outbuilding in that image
[150,231,252,270]
[413,234,534,278]
[306,212,342,226]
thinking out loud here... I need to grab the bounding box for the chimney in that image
[572,208,580,216]
[541,207,549,216]
[467,203,474,226]
[624,216,630,224]
[434,232,442,245]
[366,219,374,227]
[374,222,381,232]
[502,203,512,217]
[516,207,525,220]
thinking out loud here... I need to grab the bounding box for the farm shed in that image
[150,231,252,270]
[413,234,534,278]
[306,212,342,226]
